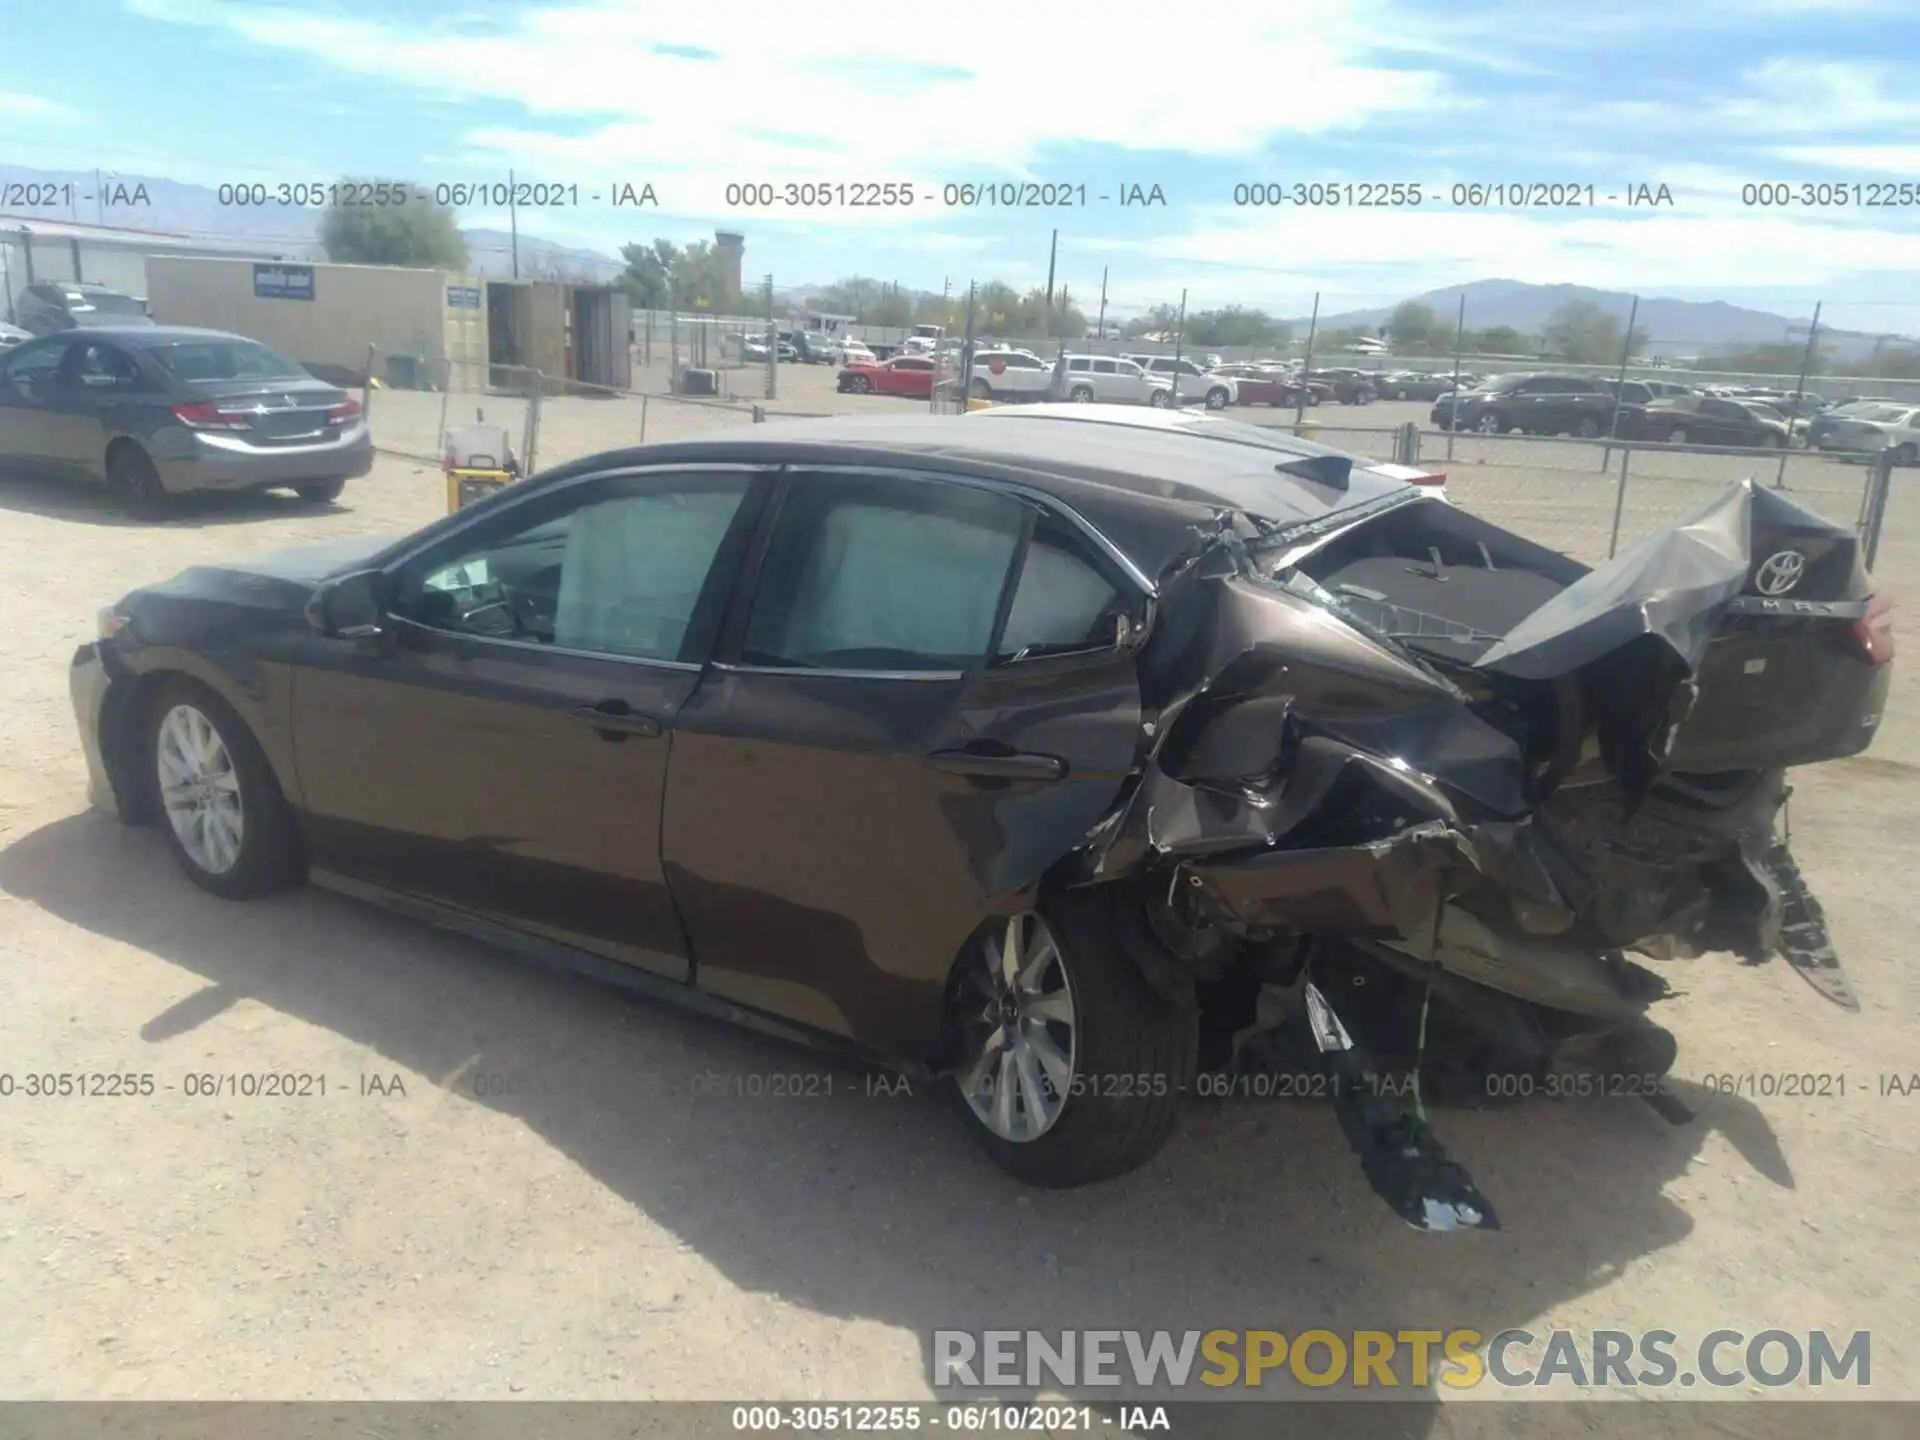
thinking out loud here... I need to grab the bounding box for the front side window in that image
[1093,359,1117,375]
[397,473,753,661]
[741,475,1024,673]
[1,341,67,397]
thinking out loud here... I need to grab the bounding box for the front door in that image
[0,338,76,477]
[292,464,770,980]
[662,468,1145,1059]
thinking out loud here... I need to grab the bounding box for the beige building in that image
[145,257,631,392]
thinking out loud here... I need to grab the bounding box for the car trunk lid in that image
[176,382,357,445]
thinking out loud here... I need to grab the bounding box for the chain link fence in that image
[1273,416,1894,567]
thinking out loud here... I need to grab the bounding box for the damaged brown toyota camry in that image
[70,405,1894,1230]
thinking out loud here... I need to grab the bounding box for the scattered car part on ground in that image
[69,404,1892,1230]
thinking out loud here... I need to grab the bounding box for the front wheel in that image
[1667,426,1690,445]
[295,478,347,503]
[948,890,1197,1187]
[970,378,992,400]
[146,679,303,899]
[1069,384,1095,403]
[848,375,871,393]
[1475,413,1504,434]
[1148,389,1170,408]
[1204,387,1229,410]
[1894,443,1918,466]
[1574,416,1602,439]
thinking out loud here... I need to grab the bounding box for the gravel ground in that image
[1,369,1916,1413]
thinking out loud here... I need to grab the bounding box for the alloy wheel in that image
[957,913,1077,1143]
[156,703,245,875]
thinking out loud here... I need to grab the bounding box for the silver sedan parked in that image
[0,326,372,516]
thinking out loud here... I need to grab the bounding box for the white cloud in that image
[122,0,1458,182]
[0,91,81,120]
[1772,146,1920,173]
[1709,60,1920,134]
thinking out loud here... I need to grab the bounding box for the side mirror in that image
[306,568,390,639]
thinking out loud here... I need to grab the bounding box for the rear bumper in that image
[154,424,375,493]
[70,643,121,819]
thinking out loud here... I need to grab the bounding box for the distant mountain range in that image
[1294,279,1905,360]
[0,165,624,282]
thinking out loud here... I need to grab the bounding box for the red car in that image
[1214,365,1296,407]
[838,355,938,399]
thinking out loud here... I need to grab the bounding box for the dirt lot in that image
[1,368,1917,1412]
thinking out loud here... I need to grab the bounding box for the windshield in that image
[151,339,307,383]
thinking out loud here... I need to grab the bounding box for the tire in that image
[1474,412,1504,434]
[1667,426,1689,445]
[1305,391,1320,407]
[1069,384,1095,403]
[1394,388,1409,400]
[295,478,347,504]
[970,378,992,400]
[1204,387,1228,410]
[848,375,871,394]
[1895,443,1918,467]
[106,442,171,518]
[144,678,303,900]
[948,887,1197,1187]
[1762,433,1784,450]
[1574,417,1602,439]
[1148,389,1170,408]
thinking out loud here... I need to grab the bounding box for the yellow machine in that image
[443,421,523,512]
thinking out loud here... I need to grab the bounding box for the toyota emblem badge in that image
[1754,550,1807,597]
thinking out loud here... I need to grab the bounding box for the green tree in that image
[1697,342,1828,376]
[1184,305,1289,348]
[1537,298,1649,364]
[320,179,466,268]
[1461,325,1534,355]
[620,238,738,311]
[1860,345,1920,379]
[1385,301,1439,350]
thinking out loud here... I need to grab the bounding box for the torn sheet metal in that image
[1476,480,1867,680]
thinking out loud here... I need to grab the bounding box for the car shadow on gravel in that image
[0,809,1791,1422]
[0,470,345,528]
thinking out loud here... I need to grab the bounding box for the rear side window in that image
[153,339,305,383]
[742,476,1025,673]
[996,521,1131,662]
[1093,359,1117,374]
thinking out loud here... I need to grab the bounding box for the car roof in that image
[25,326,260,349]
[508,406,1420,583]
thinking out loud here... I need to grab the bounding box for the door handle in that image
[926,748,1066,782]
[569,701,662,737]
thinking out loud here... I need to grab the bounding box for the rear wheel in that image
[970,378,992,400]
[948,890,1197,1187]
[1205,387,1229,410]
[1667,426,1690,444]
[106,443,170,518]
[1069,384,1094,403]
[145,679,303,899]
[1574,416,1602,438]
[295,478,347,504]
[1893,443,1917,466]
[1148,389,1170,408]
[1475,412,1505,434]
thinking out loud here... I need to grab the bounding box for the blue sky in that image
[5,0,1920,329]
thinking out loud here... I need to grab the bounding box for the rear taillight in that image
[1852,595,1895,665]
[327,396,363,425]
[171,400,248,430]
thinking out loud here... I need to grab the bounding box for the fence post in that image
[1607,444,1632,559]
[434,356,453,458]
[764,274,777,401]
[522,373,542,476]
[639,393,649,444]
[1863,448,1894,570]
[752,405,766,423]
[361,342,377,424]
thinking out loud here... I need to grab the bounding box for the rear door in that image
[50,338,153,478]
[293,463,771,979]
[0,338,75,474]
[662,467,1146,1059]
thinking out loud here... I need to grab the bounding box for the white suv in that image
[1125,355,1236,409]
[1062,354,1174,406]
[967,349,1057,401]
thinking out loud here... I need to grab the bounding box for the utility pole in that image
[1044,229,1058,310]
[1603,294,1640,468]
[508,168,520,279]
[1096,267,1108,341]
